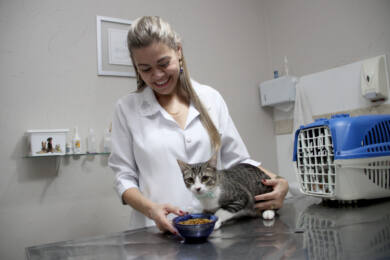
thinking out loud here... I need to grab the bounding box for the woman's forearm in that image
[122,187,184,234]
[122,188,157,219]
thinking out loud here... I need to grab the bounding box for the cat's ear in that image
[177,160,189,173]
[208,153,218,169]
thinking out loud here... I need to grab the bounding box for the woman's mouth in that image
[154,77,170,88]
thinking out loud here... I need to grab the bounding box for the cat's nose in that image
[196,187,201,192]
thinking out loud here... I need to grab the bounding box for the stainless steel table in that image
[26,195,390,259]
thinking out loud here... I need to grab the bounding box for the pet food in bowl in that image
[178,218,212,225]
[173,213,218,243]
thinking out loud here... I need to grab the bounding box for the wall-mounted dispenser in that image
[361,55,389,102]
[259,76,298,108]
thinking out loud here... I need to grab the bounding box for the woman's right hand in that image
[148,203,186,234]
[121,188,187,234]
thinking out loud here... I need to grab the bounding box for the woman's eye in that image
[160,62,169,68]
[201,176,209,182]
[140,68,151,73]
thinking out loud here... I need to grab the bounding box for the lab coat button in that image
[186,137,192,143]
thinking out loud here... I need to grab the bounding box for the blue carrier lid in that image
[293,114,390,161]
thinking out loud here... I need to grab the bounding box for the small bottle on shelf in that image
[284,56,289,76]
[65,142,72,154]
[87,128,97,154]
[273,70,279,79]
[73,126,81,154]
[103,128,111,153]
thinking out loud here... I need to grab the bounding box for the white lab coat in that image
[108,80,260,229]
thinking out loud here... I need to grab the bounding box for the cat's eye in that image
[201,176,209,182]
[185,177,194,184]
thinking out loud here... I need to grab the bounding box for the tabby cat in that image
[177,154,275,229]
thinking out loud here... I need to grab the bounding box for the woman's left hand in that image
[254,177,289,211]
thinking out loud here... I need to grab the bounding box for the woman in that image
[108,16,288,234]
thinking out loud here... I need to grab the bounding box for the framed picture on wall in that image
[96,16,135,77]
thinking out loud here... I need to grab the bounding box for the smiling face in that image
[132,41,182,98]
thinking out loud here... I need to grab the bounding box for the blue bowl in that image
[173,213,218,243]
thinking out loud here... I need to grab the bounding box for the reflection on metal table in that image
[26,195,390,260]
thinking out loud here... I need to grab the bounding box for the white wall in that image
[262,0,390,78]
[262,0,390,190]
[0,0,275,259]
[4,1,389,259]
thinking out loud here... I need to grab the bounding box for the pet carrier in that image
[293,114,390,201]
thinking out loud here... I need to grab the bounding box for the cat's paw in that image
[262,210,275,220]
[185,206,196,214]
[214,220,222,230]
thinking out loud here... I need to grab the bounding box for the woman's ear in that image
[176,44,182,59]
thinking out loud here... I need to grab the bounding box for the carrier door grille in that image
[296,126,336,196]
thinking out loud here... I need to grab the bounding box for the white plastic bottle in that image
[73,126,81,154]
[65,142,72,154]
[87,128,97,154]
[103,128,111,153]
[284,56,289,76]
[65,132,72,154]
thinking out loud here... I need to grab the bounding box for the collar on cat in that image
[195,191,215,199]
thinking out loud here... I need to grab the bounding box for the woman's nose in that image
[152,68,165,78]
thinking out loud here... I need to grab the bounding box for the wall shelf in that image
[24,152,111,174]
[24,152,110,158]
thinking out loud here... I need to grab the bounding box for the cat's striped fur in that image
[177,154,275,229]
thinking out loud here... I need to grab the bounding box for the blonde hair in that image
[127,16,220,152]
